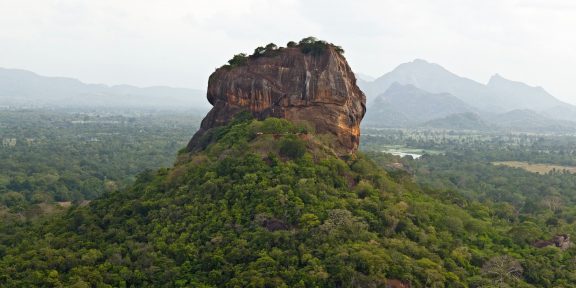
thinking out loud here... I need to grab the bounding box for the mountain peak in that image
[392,59,452,76]
[488,73,518,85]
[412,58,430,64]
[490,73,503,80]
[486,74,562,111]
[487,73,509,86]
[187,38,366,156]
[488,73,548,93]
[386,82,422,93]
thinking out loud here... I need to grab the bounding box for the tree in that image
[542,195,563,212]
[279,138,306,159]
[481,255,523,285]
[252,46,266,57]
[265,43,277,51]
[299,213,320,230]
[334,45,345,54]
[1,191,25,208]
[299,36,318,44]
[227,53,248,67]
[298,37,327,55]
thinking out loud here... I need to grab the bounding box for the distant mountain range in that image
[358,59,576,132]
[2,64,574,132]
[0,67,210,110]
[364,83,475,127]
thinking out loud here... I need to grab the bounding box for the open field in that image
[492,161,576,174]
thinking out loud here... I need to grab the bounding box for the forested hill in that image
[1,116,575,287]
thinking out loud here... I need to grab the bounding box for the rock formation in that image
[187,40,366,155]
[533,234,572,251]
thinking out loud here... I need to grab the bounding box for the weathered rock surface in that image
[187,45,366,155]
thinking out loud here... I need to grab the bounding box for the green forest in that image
[0,109,201,219]
[1,114,576,287]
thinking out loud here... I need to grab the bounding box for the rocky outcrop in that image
[533,234,571,251]
[187,42,366,155]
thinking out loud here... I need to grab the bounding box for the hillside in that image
[488,109,576,132]
[0,67,209,110]
[487,74,563,111]
[422,112,490,130]
[364,83,475,127]
[540,103,576,122]
[0,116,560,287]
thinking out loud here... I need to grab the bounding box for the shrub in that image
[265,43,278,51]
[260,118,294,134]
[252,46,266,57]
[299,37,327,56]
[297,37,344,56]
[279,138,306,159]
[225,38,343,69]
[227,53,248,67]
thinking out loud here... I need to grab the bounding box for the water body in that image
[386,151,422,159]
[381,146,443,159]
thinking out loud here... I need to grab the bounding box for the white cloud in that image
[0,0,574,103]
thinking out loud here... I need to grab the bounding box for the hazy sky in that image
[1,0,575,103]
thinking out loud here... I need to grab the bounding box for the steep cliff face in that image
[187,44,366,155]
